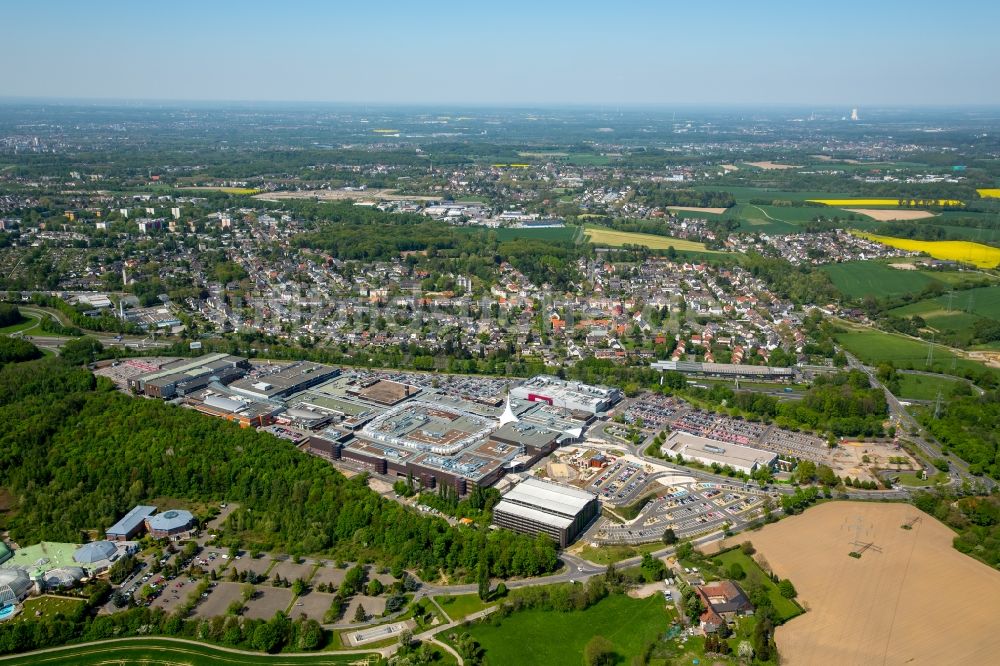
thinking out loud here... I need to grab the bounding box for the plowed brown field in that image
[731,501,1000,665]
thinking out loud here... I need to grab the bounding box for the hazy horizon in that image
[4,0,1000,106]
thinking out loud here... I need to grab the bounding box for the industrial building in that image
[492,477,599,547]
[187,392,278,428]
[106,505,157,541]
[511,376,621,415]
[650,360,795,381]
[662,431,777,475]
[228,361,339,401]
[128,353,249,398]
[146,510,195,539]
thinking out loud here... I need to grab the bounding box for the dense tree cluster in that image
[0,357,559,582]
[743,254,839,305]
[920,390,1000,478]
[0,336,42,364]
[0,304,23,328]
[913,491,1000,567]
[638,187,736,210]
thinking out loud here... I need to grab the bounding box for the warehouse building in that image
[106,505,157,541]
[662,431,777,475]
[128,353,249,398]
[492,477,598,547]
[228,362,340,401]
[511,376,622,415]
[187,392,278,428]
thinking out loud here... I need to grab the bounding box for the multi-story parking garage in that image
[492,477,598,547]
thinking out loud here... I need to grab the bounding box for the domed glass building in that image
[0,569,32,606]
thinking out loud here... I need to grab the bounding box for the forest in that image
[920,390,1000,479]
[637,187,736,209]
[912,491,1000,567]
[0,354,559,582]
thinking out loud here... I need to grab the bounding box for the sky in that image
[3,0,999,106]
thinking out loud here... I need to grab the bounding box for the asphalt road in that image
[842,349,992,492]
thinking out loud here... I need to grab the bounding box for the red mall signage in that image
[527,393,553,405]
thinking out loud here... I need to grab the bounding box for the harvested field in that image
[745,161,800,170]
[584,226,720,253]
[666,206,729,215]
[811,155,862,164]
[845,208,936,221]
[730,501,1000,665]
[253,189,437,202]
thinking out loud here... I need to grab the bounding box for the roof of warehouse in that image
[106,505,157,535]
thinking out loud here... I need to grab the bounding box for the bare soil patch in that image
[667,206,730,215]
[812,155,861,164]
[846,208,936,221]
[745,161,801,170]
[728,501,1000,665]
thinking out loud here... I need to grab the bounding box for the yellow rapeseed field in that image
[809,198,963,207]
[854,231,1000,269]
[978,188,1000,199]
[218,187,259,195]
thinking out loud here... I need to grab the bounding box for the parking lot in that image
[243,586,294,620]
[288,589,337,622]
[149,577,198,614]
[587,461,651,504]
[269,559,315,583]
[194,581,245,618]
[619,394,684,430]
[594,481,775,545]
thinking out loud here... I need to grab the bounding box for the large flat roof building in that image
[492,477,598,547]
[510,376,621,415]
[663,431,777,475]
[651,360,794,380]
[228,362,340,401]
[129,354,249,398]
